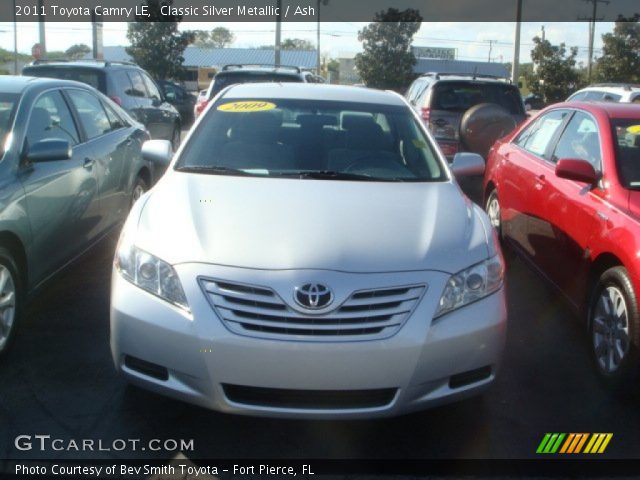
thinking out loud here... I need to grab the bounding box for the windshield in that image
[210,72,303,98]
[613,119,640,188]
[0,93,19,156]
[432,81,524,115]
[176,98,446,182]
[23,66,105,91]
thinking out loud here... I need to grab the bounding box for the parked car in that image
[405,73,527,159]
[0,75,158,356]
[111,83,507,418]
[483,101,640,390]
[194,65,323,119]
[567,84,640,104]
[156,79,196,125]
[22,60,182,150]
[523,93,545,111]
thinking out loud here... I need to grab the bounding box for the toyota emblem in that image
[294,283,333,309]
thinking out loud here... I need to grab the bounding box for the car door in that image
[500,109,570,255]
[140,71,175,140]
[533,110,607,305]
[126,71,156,136]
[18,89,100,283]
[65,88,133,234]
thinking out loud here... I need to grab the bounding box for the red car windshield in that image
[612,119,640,189]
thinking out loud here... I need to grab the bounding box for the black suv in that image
[196,65,324,118]
[23,60,182,149]
[405,73,526,159]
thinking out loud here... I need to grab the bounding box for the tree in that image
[595,15,640,84]
[65,44,91,60]
[525,36,583,103]
[354,8,422,91]
[125,0,194,80]
[281,38,315,50]
[191,27,235,48]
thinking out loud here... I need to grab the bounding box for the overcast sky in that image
[0,21,614,65]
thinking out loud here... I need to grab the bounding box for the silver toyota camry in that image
[110,83,507,419]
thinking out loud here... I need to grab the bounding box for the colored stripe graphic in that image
[538,433,612,454]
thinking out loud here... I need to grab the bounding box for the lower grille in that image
[222,384,397,410]
[199,278,426,341]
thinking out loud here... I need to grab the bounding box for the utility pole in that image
[511,0,522,84]
[91,12,104,60]
[579,0,609,83]
[38,0,46,55]
[13,0,18,73]
[275,0,282,66]
[486,40,497,62]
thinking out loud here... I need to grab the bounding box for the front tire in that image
[0,247,22,357]
[485,189,501,235]
[131,176,149,207]
[589,266,640,391]
[171,126,181,152]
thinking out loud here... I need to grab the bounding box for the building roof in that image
[88,46,317,69]
[414,58,509,78]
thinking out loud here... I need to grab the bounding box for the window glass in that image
[0,93,19,155]
[583,91,604,101]
[514,110,569,158]
[26,91,79,147]
[113,71,133,97]
[67,90,112,140]
[126,72,147,98]
[567,91,587,101]
[102,101,126,130]
[176,99,445,182]
[431,82,523,114]
[552,111,601,169]
[141,73,162,100]
[612,119,640,188]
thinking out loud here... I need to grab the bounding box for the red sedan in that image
[483,102,640,389]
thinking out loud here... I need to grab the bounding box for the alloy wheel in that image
[0,265,16,351]
[592,286,630,374]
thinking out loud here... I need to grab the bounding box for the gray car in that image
[0,76,157,356]
[111,83,507,418]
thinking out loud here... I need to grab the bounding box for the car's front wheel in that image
[485,189,501,234]
[589,266,640,391]
[131,175,149,207]
[0,247,22,357]
[171,126,181,152]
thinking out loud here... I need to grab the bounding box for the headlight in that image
[115,233,189,311]
[435,255,504,318]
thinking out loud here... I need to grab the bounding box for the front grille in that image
[223,384,397,410]
[199,278,426,341]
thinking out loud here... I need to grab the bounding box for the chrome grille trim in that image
[199,278,426,342]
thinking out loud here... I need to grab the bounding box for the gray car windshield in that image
[613,119,640,188]
[0,93,18,155]
[176,98,446,182]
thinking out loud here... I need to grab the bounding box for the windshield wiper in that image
[174,165,256,176]
[273,171,397,181]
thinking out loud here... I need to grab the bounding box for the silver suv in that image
[567,83,640,103]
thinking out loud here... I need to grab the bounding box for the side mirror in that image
[555,158,598,184]
[450,152,485,178]
[26,138,71,162]
[142,139,172,168]
[165,91,176,103]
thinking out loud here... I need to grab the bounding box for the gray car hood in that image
[134,173,490,274]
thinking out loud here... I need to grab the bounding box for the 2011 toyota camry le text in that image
[110,83,507,419]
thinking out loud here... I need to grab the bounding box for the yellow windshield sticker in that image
[412,139,427,149]
[627,125,640,134]
[217,101,276,112]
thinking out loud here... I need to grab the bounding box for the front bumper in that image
[110,263,507,419]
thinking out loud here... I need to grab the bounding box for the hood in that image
[134,173,491,274]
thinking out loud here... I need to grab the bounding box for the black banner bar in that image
[1,0,639,23]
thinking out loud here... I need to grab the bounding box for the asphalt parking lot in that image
[0,214,639,466]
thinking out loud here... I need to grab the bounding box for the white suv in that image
[567,83,640,103]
